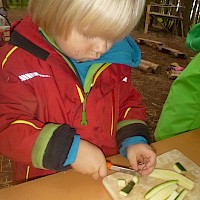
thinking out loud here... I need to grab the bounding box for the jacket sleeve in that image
[0,64,76,171]
[155,53,200,141]
[116,68,150,148]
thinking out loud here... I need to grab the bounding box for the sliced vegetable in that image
[145,180,178,199]
[149,168,194,190]
[119,180,135,197]
[175,189,188,200]
[149,184,178,200]
[166,191,179,200]
[132,176,139,184]
[117,179,126,187]
[173,162,186,174]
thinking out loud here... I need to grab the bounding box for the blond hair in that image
[28,0,145,41]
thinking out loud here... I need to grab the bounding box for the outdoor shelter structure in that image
[144,2,184,36]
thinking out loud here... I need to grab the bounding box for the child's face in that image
[55,29,113,62]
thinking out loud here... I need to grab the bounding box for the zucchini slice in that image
[145,180,178,199]
[173,162,186,174]
[149,184,178,200]
[166,191,179,200]
[149,168,194,190]
[175,189,188,200]
[119,180,135,197]
[117,179,126,187]
[132,176,139,184]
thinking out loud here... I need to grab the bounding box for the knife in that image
[106,161,141,176]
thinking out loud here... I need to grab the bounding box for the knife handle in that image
[106,161,112,169]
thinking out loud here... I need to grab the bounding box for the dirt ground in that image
[0,8,195,189]
[131,30,194,141]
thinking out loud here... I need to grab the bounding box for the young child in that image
[155,23,200,141]
[0,0,156,183]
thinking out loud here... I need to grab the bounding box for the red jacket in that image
[0,16,148,183]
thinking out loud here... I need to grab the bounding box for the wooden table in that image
[0,129,200,200]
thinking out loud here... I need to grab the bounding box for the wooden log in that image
[136,38,164,49]
[157,45,187,58]
[138,63,153,73]
[151,65,162,74]
[140,59,162,74]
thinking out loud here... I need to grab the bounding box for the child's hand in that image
[126,143,156,176]
[71,139,107,179]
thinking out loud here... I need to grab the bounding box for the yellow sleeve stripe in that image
[110,106,114,135]
[2,46,18,69]
[11,120,42,130]
[124,107,131,118]
[25,165,30,181]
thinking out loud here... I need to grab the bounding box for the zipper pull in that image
[81,110,88,125]
[80,93,88,126]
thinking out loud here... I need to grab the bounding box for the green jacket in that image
[155,23,200,141]
[186,23,200,51]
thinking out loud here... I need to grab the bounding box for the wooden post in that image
[2,0,7,8]
[144,4,151,34]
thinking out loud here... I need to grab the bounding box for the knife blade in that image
[106,161,140,176]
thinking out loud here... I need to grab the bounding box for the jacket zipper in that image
[80,93,88,125]
[79,63,112,127]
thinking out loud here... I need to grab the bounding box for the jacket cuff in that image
[63,135,80,166]
[120,136,147,157]
[116,123,150,149]
[32,124,76,171]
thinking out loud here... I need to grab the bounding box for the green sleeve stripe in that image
[32,123,61,169]
[117,120,146,131]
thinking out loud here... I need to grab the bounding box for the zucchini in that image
[173,162,186,174]
[175,189,188,200]
[145,180,178,199]
[149,184,178,200]
[117,179,126,187]
[166,191,179,200]
[132,176,139,184]
[149,168,194,190]
[119,180,135,197]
